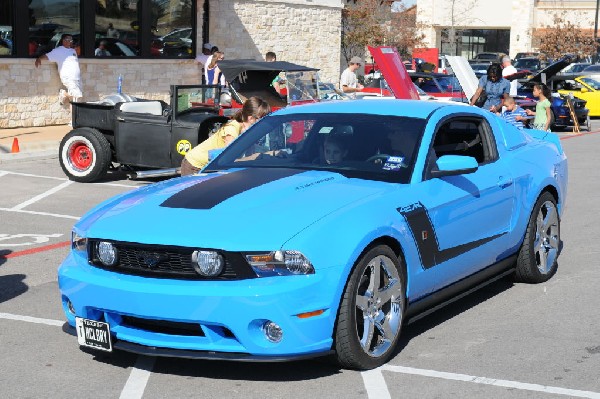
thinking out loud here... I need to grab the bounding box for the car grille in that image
[121,316,205,336]
[88,240,256,280]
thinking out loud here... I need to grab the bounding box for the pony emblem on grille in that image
[136,251,168,268]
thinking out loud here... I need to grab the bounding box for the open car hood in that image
[528,55,574,83]
[367,46,420,100]
[445,56,478,100]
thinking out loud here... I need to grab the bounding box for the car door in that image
[411,115,515,290]
[114,101,172,168]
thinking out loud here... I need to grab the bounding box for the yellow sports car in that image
[557,75,600,117]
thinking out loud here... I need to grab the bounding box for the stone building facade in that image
[416,0,597,59]
[0,0,343,128]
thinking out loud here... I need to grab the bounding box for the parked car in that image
[438,55,453,74]
[155,27,193,57]
[470,52,504,63]
[558,62,592,79]
[58,97,567,370]
[581,64,600,74]
[409,72,467,102]
[556,75,600,118]
[469,63,490,78]
[514,57,543,77]
[514,52,539,61]
[58,60,320,182]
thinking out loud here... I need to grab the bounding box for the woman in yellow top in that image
[180,96,271,176]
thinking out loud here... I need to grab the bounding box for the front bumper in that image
[58,252,340,359]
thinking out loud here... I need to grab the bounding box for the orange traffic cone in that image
[11,137,20,153]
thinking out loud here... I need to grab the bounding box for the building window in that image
[0,0,14,56]
[0,0,195,59]
[29,0,80,57]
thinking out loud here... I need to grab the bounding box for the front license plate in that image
[75,317,112,352]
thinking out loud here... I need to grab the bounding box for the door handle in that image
[497,176,513,188]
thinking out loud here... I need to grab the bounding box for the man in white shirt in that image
[501,56,518,96]
[35,34,82,105]
[195,43,214,84]
[340,56,364,99]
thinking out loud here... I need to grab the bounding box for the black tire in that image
[584,115,592,132]
[334,245,406,370]
[514,192,560,283]
[59,128,112,183]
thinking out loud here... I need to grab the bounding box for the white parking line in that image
[0,207,79,220]
[362,365,600,398]
[361,368,391,399]
[0,312,154,398]
[0,312,64,327]
[11,180,74,210]
[0,170,140,188]
[3,311,599,398]
[119,356,156,399]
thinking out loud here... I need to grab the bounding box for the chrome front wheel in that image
[335,245,406,369]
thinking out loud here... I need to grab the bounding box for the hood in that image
[80,168,388,250]
[528,55,573,83]
[368,46,420,100]
[445,56,479,100]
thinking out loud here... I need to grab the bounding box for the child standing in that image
[498,97,528,129]
[525,83,552,131]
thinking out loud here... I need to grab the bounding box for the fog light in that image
[97,241,117,266]
[192,250,224,276]
[67,300,75,315]
[262,321,283,343]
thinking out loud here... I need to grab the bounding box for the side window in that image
[425,117,498,178]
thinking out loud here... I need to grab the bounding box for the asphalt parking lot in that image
[1,130,600,398]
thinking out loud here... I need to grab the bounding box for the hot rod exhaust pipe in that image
[127,168,180,180]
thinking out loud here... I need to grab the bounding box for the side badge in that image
[176,140,192,155]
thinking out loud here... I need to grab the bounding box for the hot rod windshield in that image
[285,70,320,103]
[206,113,426,183]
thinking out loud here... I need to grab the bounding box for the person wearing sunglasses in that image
[469,63,510,112]
[35,34,82,107]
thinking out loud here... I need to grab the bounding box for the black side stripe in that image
[397,202,503,269]
[161,168,304,210]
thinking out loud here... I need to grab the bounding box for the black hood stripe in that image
[161,168,305,209]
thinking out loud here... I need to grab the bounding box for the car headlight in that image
[245,250,314,277]
[97,241,118,266]
[192,250,224,276]
[71,231,87,252]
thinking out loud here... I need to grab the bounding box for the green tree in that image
[342,0,424,63]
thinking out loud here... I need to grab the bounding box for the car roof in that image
[218,60,318,81]
[273,98,456,119]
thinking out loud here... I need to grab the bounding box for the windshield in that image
[175,85,221,115]
[285,71,319,102]
[206,113,426,183]
[580,76,600,90]
[514,59,540,70]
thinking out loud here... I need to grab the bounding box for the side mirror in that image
[430,155,478,178]
[580,87,588,93]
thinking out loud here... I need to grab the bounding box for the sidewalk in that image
[0,124,71,163]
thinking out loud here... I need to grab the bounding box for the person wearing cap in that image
[340,56,364,99]
[195,42,214,84]
[501,56,518,96]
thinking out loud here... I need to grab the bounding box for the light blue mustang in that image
[58,99,567,369]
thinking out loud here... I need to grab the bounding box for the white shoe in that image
[59,89,67,105]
